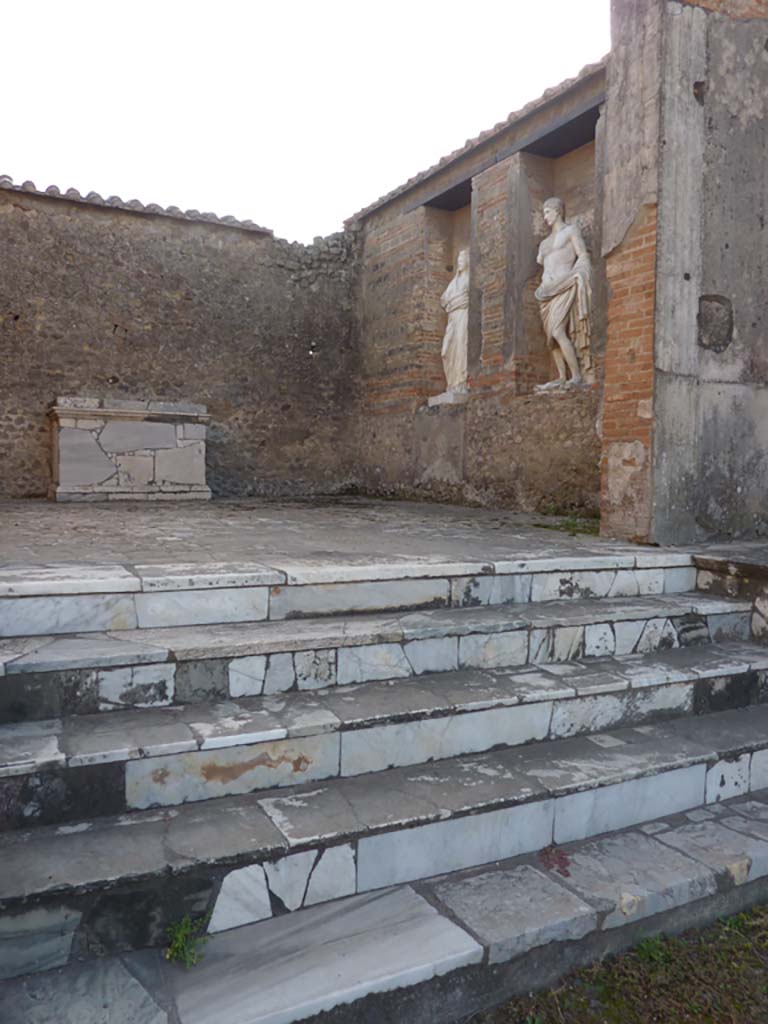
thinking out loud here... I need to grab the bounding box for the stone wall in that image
[651,0,768,541]
[0,189,358,498]
[350,67,605,516]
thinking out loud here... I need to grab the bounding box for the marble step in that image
[7,787,768,1021]
[2,642,767,828]
[0,552,697,638]
[0,592,752,722]
[4,703,768,980]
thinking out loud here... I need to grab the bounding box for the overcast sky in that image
[5,1,611,243]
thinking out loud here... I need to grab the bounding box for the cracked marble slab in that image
[5,634,170,674]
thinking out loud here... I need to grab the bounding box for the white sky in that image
[5,0,611,243]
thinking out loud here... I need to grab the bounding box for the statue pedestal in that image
[427,388,469,408]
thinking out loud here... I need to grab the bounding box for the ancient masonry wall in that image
[0,189,359,499]
[651,0,768,541]
[353,140,604,513]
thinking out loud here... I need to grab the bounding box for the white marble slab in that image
[0,564,140,597]
[337,643,412,685]
[402,636,458,675]
[276,561,491,584]
[228,655,267,698]
[0,721,64,777]
[209,864,272,933]
[268,578,450,620]
[458,630,528,670]
[5,634,170,674]
[135,588,268,628]
[357,800,554,891]
[125,733,340,808]
[554,764,706,844]
[0,593,138,638]
[340,704,551,776]
[173,887,482,1024]
[705,754,750,804]
[135,563,284,591]
[305,844,357,906]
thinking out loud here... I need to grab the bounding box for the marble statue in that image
[534,197,592,389]
[439,248,470,394]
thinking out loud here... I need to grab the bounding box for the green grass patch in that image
[469,904,768,1024]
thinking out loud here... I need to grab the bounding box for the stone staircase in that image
[1,548,767,1020]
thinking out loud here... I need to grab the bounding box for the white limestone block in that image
[155,443,206,486]
[57,428,116,486]
[115,454,154,488]
[99,420,176,453]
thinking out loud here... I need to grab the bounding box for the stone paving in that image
[0,497,651,566]
[5,789,768,1024]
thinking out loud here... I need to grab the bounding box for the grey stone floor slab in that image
[0,958,167,1024]
[170,887,482,1024]
[432,863,597,963]
[0,497,685,568]
[560,830,717,928]
[656,818,768,885]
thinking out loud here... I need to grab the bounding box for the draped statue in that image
[439,248,470,394]
[534,197,592,390]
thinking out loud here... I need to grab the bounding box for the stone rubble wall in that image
[0,190,359,498]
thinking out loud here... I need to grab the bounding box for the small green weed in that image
[165,914,210,968]
[634,935,670,964]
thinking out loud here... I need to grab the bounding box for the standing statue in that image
[534,197,593,389]
[439,248,470,394]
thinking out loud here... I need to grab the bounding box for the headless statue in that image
[534,197,592,389]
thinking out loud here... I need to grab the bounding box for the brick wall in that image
[600,203,657,540]
[0,191,359,498]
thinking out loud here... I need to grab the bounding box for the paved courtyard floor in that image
[1,496,765,571]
